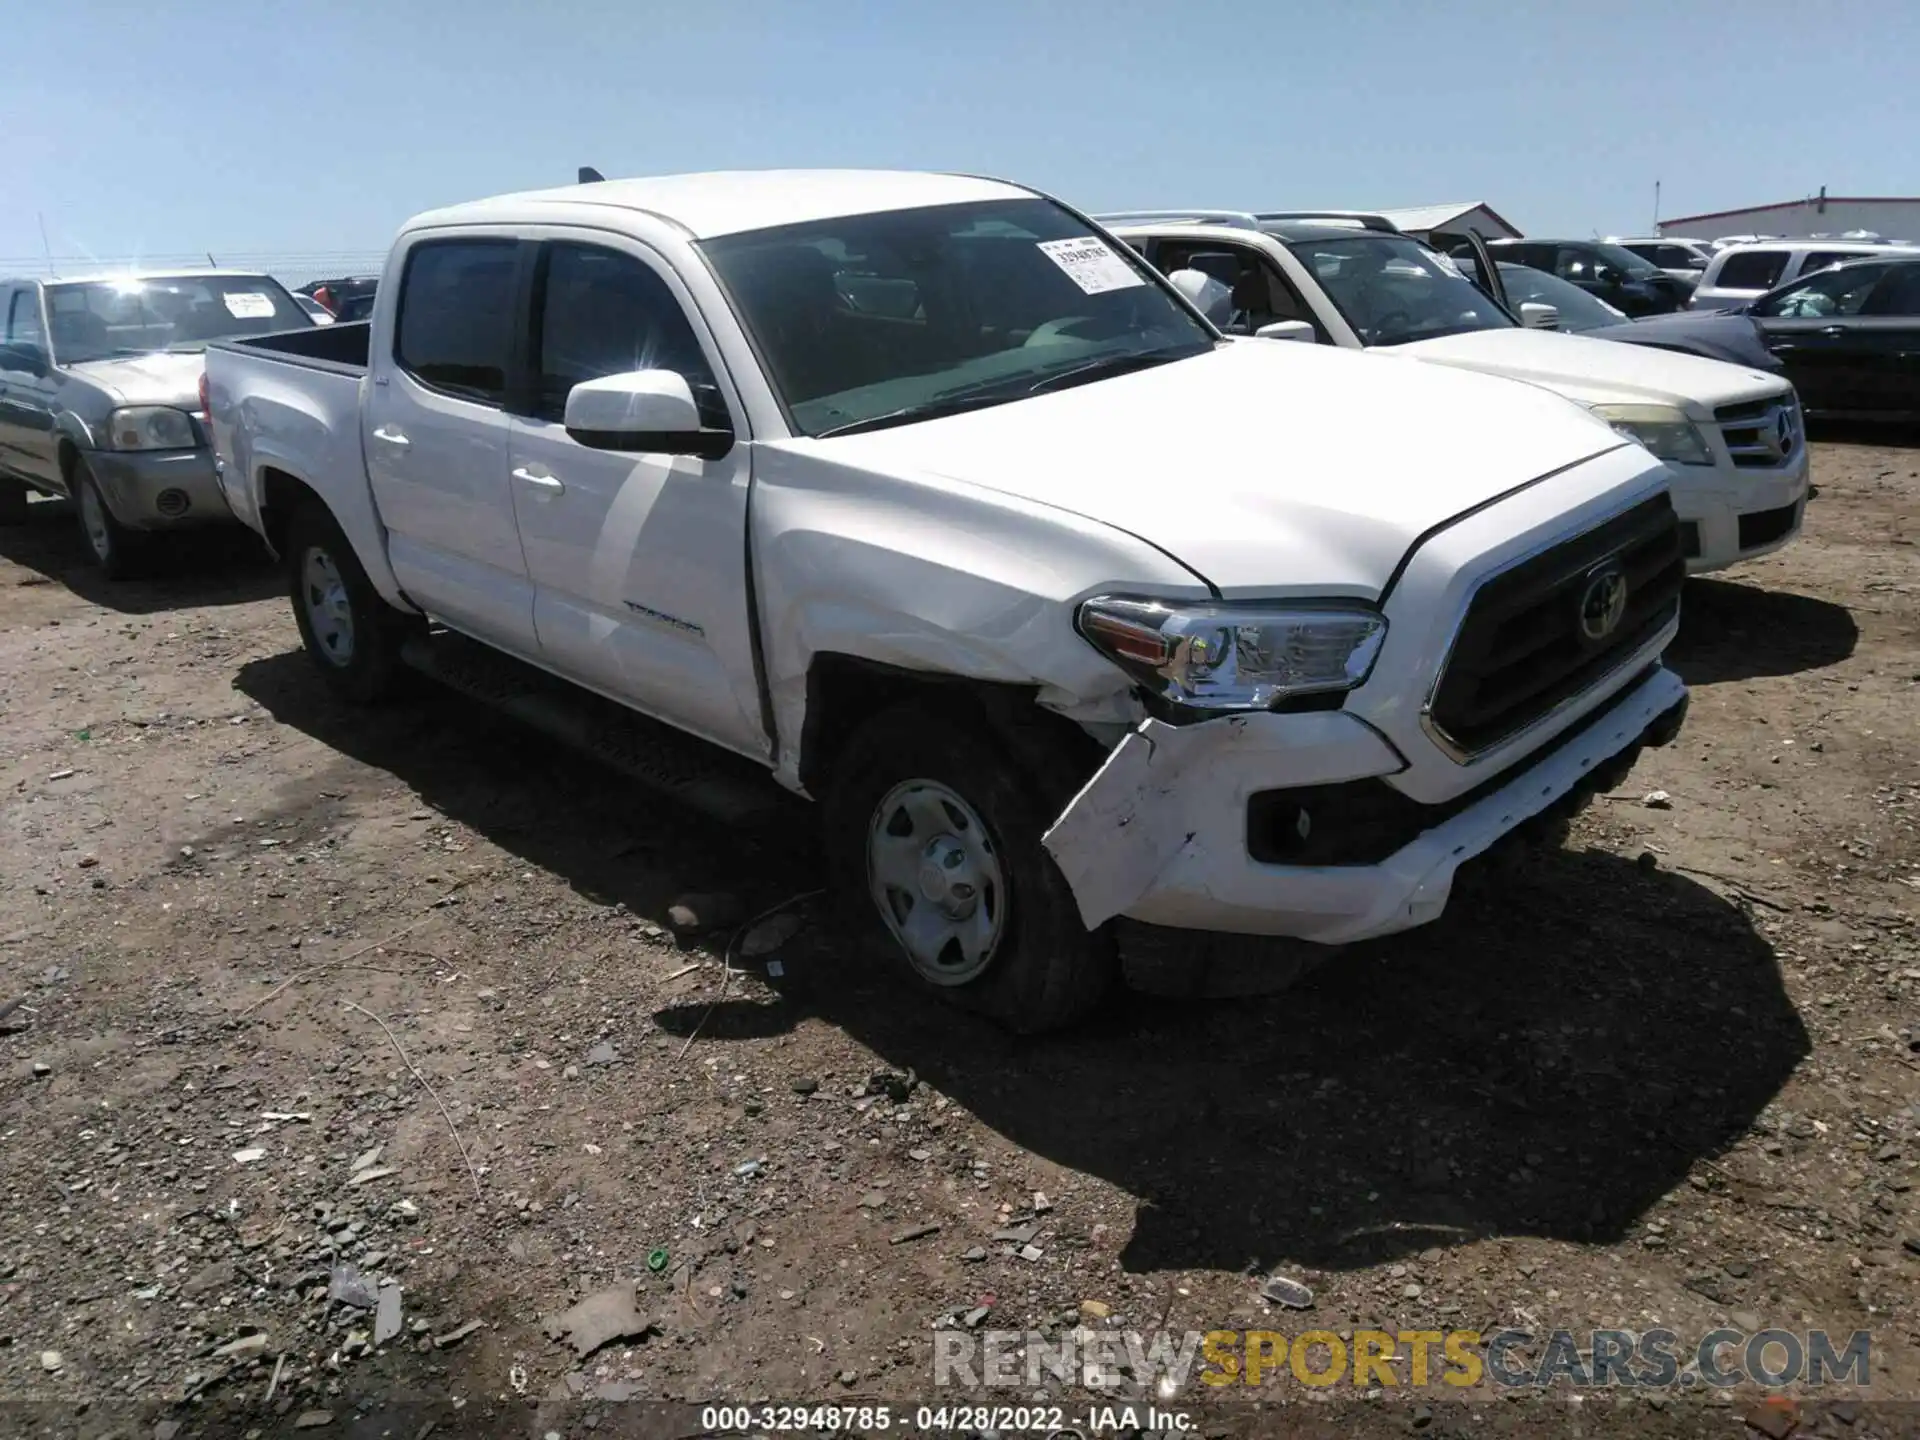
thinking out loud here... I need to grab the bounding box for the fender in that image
[230,375,416,614]
[748,443,1211,792]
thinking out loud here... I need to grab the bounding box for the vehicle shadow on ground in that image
[1670,575,1858,683]
[231,651,817,945]
[234,650,1810,1277]
[0,495,278,613]
[673,846,1809,1275]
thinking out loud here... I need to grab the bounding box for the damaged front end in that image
[1042,665,1689,943]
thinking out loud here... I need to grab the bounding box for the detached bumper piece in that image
[1048,664,1690,943]
[1248,668,1688,868]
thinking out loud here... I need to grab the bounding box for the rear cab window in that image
[394,239,521,406]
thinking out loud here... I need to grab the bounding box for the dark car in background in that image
[1477,239,1693,316]
[1740,255,1920,421]
[1481,260,1780,372]
[296,276,379,323]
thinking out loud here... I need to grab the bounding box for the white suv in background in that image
[1105,210,1810,575]
[1691,240,1920,312]
[1608,236,1715,282]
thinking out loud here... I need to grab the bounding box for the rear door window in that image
[394,240,520,406]
[1866,264,1920,316]
[1713,250,1790,291]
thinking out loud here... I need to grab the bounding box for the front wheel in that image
[824,703,1115,1034]
[72,460,144,579]
[286,499,417,704]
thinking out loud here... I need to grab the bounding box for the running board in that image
[398,630,789,829]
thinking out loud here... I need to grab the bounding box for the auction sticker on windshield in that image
[1037,237,1145,295]
[223,292,276,319]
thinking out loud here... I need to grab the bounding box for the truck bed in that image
[205,322,374,559]
[223,320,370,374]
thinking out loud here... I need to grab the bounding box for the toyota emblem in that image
[1578,562,1629,644]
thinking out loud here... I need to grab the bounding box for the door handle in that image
[511,466,564,494]
[1820,326,1846,337]
[370,426,410,448]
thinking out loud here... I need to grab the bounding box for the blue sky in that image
[4,0,1915,280]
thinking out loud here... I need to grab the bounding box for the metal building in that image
[1657,190,1920,243]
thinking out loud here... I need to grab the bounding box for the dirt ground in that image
[1,435,1917,1440]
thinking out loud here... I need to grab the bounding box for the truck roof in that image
[404,169,1037,241]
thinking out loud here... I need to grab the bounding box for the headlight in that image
[1590,402,1713,466]
[1076,596,1387,713]
[107,406,198,451]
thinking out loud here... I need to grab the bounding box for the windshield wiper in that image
[1024,346,1201,396]
[814,389,1021,439]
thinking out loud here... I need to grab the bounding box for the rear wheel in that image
[71,459,144,579]
[824,702,1115,1034]
[286,498,418,704]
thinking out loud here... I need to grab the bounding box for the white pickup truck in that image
[205,169,1690,1032]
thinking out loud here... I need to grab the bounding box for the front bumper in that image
[87,447,236,530]
[1043,665,1688,944]
[1670,429,1810,574]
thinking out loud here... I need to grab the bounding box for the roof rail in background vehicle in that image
[1092,209,1263,230]
[1254,210,1402,234]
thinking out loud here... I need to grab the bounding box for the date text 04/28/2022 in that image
[697,1403,1193,1433]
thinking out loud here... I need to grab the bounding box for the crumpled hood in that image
[64,350,206,408]
[1401,327,1787,416]
[788,339,1632,596]
[1585,312,1781,372]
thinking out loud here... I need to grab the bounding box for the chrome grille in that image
[1715,394,1801,470]
[1424,495,1685,760]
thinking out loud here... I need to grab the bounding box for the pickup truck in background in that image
[206,169,1689,1032]
[0,269,314,575]
[1103,210,1811,575]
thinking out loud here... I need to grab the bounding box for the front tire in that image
[71,459,144,579]
[824,702,1116,1034]
[286,499,417,704]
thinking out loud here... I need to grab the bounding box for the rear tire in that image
[0,475,28,525]
[71,459,144,579]
[286,498,418,705]
[824,701,1116,1034]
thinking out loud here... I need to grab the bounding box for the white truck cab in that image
[205,170,1690,1031]
[1104,211,1810,575]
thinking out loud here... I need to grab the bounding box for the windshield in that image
[699,198,1216,437]
[1591,243,1665,280]
[1496,263,1629,331]
[1284,234,1511,346]
[46,274,310,364]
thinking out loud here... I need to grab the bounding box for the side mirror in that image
[1518,302,1561,330]
[563,369,731,459]
[1595,266,1624,287]
[1254,320,1316,343]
